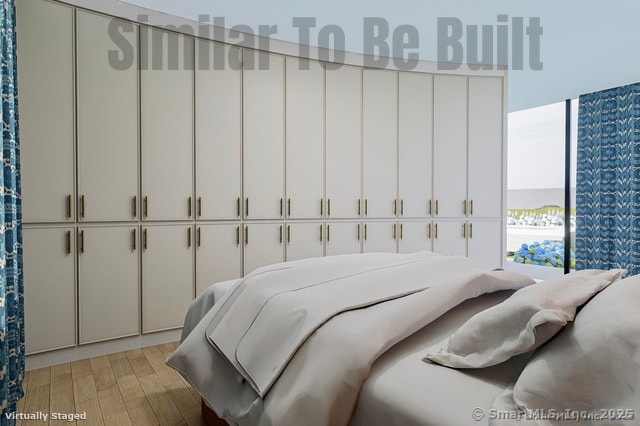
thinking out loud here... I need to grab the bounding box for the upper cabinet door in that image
[468,77,504,219]
[196,41,243,220]
[399,73,433,218]
[433,75,468,218]
[285,58,325,219]
[77,12,138,222]
[363,70,398,218]
[326,65,362,219]
[17,0,74,223]
[243,51,285,219]
[141,28,194,220]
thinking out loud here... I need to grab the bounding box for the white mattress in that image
[350,290,532,426]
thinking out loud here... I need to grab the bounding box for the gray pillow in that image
[490,273,640,425]
[423,269,624,368]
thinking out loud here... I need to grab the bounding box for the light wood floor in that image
[17,342,206,426]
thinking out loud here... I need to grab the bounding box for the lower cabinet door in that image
[467,220,503,269]
[399,222,432,254]
[362,222,398,253]
[196,224,243,296]
[142,225,194,333]
[79,226,140,344]
[243,223,285,275]
[325,222,362,256]
[432,221,467,257]
[23,227,76,354]
[285,222,324,262]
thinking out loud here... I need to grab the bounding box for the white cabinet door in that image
[363,70,398,218]
[23,228,76,354]
[432,221,467,256]
[285,222,324,262]
[243,223,285,275]
[17,0,74,223]
[196,41,243,220]
[77,12,138,222]
[79,226,139,344]
[399,222,432,254]
[142,225,194,333]
[433,75,468,219]
[325,222,362,256]
[363,222,398,253]
[467,221,503,269]
[196,224,243,296]
[326,66,362,219]
[399,73,433,218]
[468,77,504,219]
[141,28,194,220]
[286,58,325,219]
[243,51,285,219]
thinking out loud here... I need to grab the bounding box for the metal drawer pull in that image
[288,199,291,217]
[287,225,291,244]
[236,226,240,246]
[237,198,241,217]
[393,223,397,240]
[80,230,85,253]
[279,225,283,243]
[400,200,404,216]
[197,227,201,247]
[81,195,85,218]
[188,197,193,218]
[143,229,148,250]
[133,196,137,218]
[66,231,71,255]
[188,228,192,248]
[357,224,360,241]
[67,195,72,218]
[245,226,249,245]
[319,224,323,241]
[470,200,474,215]
[463,200,467,215]
[435,223,438,239]
[435,200,439,215]
[327,224,330,242]
[280,198,283,217]
[365,199,368,216]
[358,199,361,216]
[469,223,473,238]
[427,223,432,239]
[320,199,323,216]
[364,224,368,240]
[144,196,149,218]
[400,224,403,239]
[463,223,466,238]
[132,229,136,251]
[198,197,202,217]
[245,198,249,217]
[394,200,397,215]
[327,199,331,216]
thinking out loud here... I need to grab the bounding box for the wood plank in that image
[75,397,105,426]
[23,384,49,424]
[117,375,159,426]
[152,362,182,388]
[90,354,112,371]
[93,366,117,392]
[129,353,156,378]
[138,373,184,425]
[70,359,93,379]
[51,362,72,378]
[98,384,131,425]
[142,345,167,367]
[110,356,134,378]
[27,366,50,389]
[50,372,76,423]
[73,374,98,404]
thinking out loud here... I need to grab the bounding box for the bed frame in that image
[201,399,227,426]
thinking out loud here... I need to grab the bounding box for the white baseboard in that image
[25,329,182,371]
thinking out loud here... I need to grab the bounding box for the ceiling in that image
[119,0,640,112]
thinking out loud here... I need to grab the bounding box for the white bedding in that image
[168,251,535,425]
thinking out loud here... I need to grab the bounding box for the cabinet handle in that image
[133,196,137,218]
[435,223,438,239]
[327,224,331,242]
[358,199,361,216]
[198,197,202,218]
[470,200,474,216]
[428,199,432,216]
[66,230,71,255]
[357,224,360,241]
[132,228,136,251]
[319,224,323,242]
[237,198,241,217]
[393,200,397,216]
[188,227,192,248]
[463,223,466,238]
[245,198,249,217]
[435,200,439,215]
[320,199,323,216]
[144,196,149,218]
[365,199,368,216]
[400,200,404,216]
[428,223,432,239]
[287,225,291,244]
[393,223,397,240]
[280,198,283,217]
[197,227,201,247]
[288,198,291,217]
[144,229,148,250]
[245,226,249,246]
[463,200,467,215]
[400,224,403,239]
[236,226,240,246]
[364,224,368,240]
[279,225,283,244]
[67,194,72,218]
[469,223,473,238]
[81,195,85,218]
[327,199,331,216]
[188,197,193,218]
[80,230,85,253]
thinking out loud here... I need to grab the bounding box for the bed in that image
[167,251,640,426]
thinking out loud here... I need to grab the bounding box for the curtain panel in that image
[0,0,25,421]
[576,83,640,276]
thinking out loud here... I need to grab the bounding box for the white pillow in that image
[490,274,640,425]
[423,269,624,368]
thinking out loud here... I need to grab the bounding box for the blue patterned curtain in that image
[575,83,640,275]
[0,0,24,421]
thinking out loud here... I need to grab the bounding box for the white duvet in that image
[168,251,535,426]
